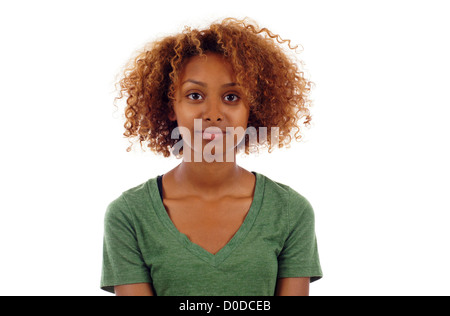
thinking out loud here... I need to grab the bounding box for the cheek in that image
[230,110,250,141]
[172,104,194,125]
[235,107,250,127]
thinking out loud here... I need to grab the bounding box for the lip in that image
[200,128,226,133]
[195,128,228,140]
[194,128,228,134]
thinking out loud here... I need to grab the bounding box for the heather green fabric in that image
[101,171,322,295]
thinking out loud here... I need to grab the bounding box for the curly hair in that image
[114,17,314,157]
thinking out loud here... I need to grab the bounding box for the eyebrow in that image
[181,79,239,88]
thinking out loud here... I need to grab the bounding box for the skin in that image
[168,52,251,197]
[115,52,310,296]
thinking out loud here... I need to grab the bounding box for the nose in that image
[202,99,223,122]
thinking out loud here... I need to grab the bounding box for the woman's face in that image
[170,52,249,161]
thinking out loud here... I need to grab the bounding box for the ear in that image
[168,104,177,121]
[168,109,177,121]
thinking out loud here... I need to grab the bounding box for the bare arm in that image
[114,283,154,296]
[275,277,310,296]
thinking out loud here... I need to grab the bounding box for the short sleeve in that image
[100,195,152,294]
[277,188,323,282]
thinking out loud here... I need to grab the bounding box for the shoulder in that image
[259,173,315,225]
[260,173,312,207]
[259,173,290,204]
[287,187,315,228]
[121,178,154,206]
[104,177,156,225]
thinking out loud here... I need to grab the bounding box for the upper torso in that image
[160,169,256,255]
[100,171,323,295]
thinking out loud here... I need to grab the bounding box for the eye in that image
[224,94,240,102]
[187,93,203,101]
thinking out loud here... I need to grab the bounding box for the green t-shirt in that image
[101,171,322,295]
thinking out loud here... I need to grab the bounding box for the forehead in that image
[179,53,236,82]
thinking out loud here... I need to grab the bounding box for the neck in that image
[174,158,243,197]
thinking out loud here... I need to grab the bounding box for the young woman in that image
[101,17,322,296]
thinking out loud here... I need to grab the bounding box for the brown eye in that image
[224,94,239,102]
[187,93,203,101]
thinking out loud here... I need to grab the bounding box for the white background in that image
[1,0,449,296]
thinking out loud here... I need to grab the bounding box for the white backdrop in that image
[1,0,449,296]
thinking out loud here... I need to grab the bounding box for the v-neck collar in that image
[147,171,265,267]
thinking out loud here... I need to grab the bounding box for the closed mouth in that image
[199,128,226,133]
[195,128,228,134]
[195,129,228,140]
